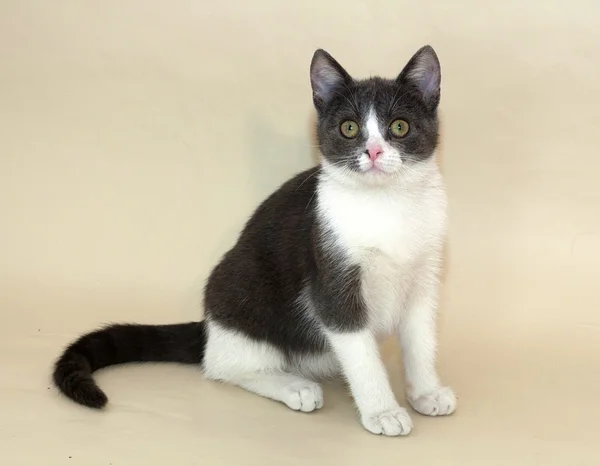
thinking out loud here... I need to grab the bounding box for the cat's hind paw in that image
[283,380,324,413]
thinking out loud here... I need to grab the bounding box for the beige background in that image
[1,1,599,465]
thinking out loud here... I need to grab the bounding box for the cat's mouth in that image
[366,163,387,172]
[360,161,398,176]
[355,151,401,177]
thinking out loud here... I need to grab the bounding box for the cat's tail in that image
[52,321,207,409]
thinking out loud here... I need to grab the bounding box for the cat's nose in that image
[366,144,383,161]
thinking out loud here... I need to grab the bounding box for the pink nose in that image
[366,144,383,161]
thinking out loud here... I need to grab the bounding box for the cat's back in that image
[240,166,321,238]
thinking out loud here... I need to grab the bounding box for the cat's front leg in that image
[326,330,412,436]
[313,259,412,436]
[398,266,456,416]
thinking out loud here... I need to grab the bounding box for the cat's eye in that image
[340,120,359,139]
[389,119,409,138]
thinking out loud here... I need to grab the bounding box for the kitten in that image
[53,45,456,436]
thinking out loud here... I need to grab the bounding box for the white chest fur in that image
[316,161,447,335]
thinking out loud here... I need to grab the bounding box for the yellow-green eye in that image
[389,119,409,138]
[340,120,359,139]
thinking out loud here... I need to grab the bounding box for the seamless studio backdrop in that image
[1,1,599,465]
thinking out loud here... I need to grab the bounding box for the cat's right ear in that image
[310,49,352,108]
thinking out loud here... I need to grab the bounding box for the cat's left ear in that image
[397,45,441,111]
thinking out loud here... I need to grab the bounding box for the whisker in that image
[342,82,361,115]
[305,190,318,210]
[296,168,322,190]
[389,90,412,114]
[388,86,402,114]
[331,89,359,115]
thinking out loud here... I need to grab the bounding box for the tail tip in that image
[55,376,109,409]
[76,386,108,409]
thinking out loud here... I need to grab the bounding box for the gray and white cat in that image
[53,45,456,436]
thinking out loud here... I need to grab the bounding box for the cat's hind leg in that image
[231,372,323,412]
[202,321,323,412]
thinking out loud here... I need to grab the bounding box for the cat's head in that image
[310,45,441,186]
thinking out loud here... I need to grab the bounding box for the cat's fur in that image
[53,45,456,436]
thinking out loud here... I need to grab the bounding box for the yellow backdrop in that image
[1,1,599,465]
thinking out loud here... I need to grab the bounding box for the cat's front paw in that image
[361,407,413,436]
[408,386,456,416]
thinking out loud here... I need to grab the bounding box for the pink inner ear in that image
[312,68,344,101]
[315,69,339,97]
[419,67,439,96]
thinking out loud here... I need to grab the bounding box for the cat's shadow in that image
[206,114,318,266]
[246,113,319,202]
